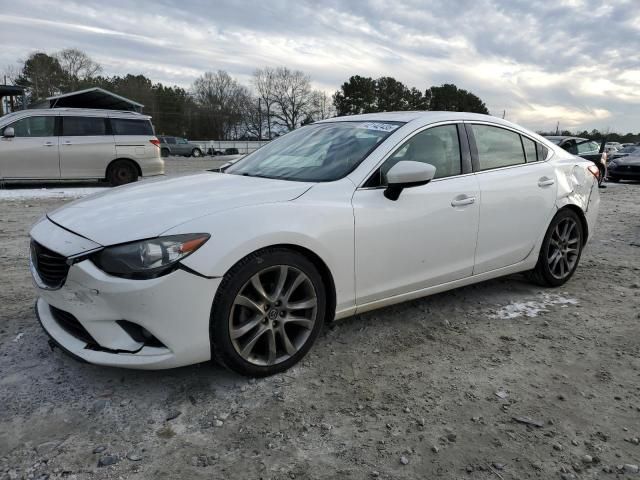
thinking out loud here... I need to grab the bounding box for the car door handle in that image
[63,141,72,145]
[538,177,555,187]
[451,195,476,207]
[43,142,55,147]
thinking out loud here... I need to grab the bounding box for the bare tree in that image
[252,67,277,139]
[56,48,102,90]
[192,70,248,139]
[271,67,313,131]
[310,90,336,121]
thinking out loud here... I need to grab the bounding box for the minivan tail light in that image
[587,164,600,179]
[150,138,160,147]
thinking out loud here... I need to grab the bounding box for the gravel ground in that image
[0,164,639,479]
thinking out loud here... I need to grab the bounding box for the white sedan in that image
[30,112,600,376]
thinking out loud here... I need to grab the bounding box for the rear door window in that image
[111,118,153,135]
[471,124,526,170]
[165,137,177,144]
[5,116,55,137]
[62,116,107,136]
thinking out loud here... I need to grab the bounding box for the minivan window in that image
[111,118,153,135]
[62,116,107,136]
[4,116,55,137]
[472,124,526,170]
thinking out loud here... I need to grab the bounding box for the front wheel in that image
[210,248,326,377]
[530,209,584,287]
[192,148,202,158]
[107,160,138,186]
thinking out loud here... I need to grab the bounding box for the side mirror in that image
[384,161,436,201]
[3,127,15,138]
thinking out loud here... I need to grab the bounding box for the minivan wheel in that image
[192,148,202,158]
[210,248,326,377]
[107,160,138,186]
[530,209,583,287]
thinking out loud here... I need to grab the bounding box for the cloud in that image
[1,0,639,132]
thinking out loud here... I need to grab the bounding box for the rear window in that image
[62,116,107,136]
[111,118,154,135]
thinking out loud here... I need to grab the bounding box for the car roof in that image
[0,108,151,122]
[319,111,512,125]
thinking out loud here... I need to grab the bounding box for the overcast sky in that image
[1,0,639,132]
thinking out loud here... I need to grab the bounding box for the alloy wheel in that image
[228,265,318,366]
[547,217,580,280]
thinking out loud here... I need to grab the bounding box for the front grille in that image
[30,240,70,288]
[49,305,96,344]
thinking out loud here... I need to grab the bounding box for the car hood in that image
[48,173,313,246]
[612,155,640,166]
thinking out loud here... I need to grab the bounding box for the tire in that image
[529,209,584,287]
[192,148,202,158]
[161,148,170,158]
[210,248,326,377]
[107,160,138,186]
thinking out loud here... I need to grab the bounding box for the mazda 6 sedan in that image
[30,112,600,376]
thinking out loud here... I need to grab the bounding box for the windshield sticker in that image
[357,122,400,133]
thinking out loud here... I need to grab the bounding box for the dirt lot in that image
[1,165,639,479]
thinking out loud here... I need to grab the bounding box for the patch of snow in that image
[0,187,106,200]
[489,293,578,320]
[13,332,25,342]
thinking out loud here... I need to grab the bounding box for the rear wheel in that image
[107,160,138,186]
[530,209,584,287]
[161,148,170,158]
[210,248,326,377]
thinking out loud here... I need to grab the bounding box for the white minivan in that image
[0,108,164,185]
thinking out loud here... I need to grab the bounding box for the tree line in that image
[537,129,640,144]
[4,48,512,140]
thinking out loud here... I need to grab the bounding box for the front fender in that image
[163,199,356,315]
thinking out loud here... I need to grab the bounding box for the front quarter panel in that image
[164,178,357,317]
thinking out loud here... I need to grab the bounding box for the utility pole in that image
[258,98,262,141]
[555,121,560,135]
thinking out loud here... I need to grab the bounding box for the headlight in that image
[91,233,210,279]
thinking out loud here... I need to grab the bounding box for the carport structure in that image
[0,84,26,114]
[45,87,143,112]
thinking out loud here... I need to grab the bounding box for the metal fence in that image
[192,140,270,155]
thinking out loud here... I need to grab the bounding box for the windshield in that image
[227,121,404,182]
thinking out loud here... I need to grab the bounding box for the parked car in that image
[544,136,607,185]
[158,136,203,158]
[608,144,640,161]
[606,153,640,182]
[0,108,164,186]
[30,112,599,376]
[224,147,240,155]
